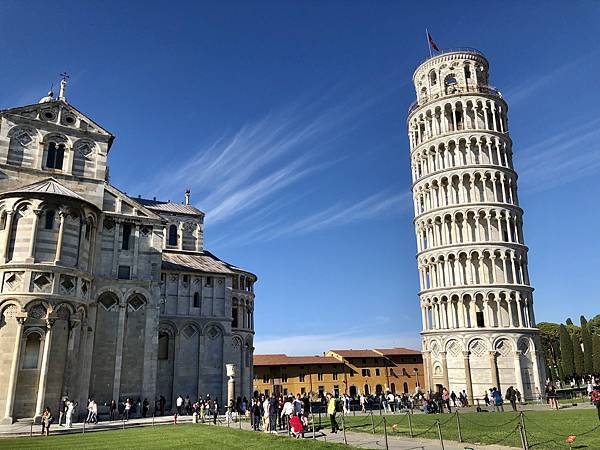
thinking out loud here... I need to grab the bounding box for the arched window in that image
[363,384,370,395]
[391,383,396,394]
[444,74,458,95]
[45,210,55,229]
[429,70,437,85]
[232,306,239,328]
[168,224,178,246]
[403,382,409,394]
[193,292,200,308]
[46,142,65,170]
[22,332,41,369]
[158,332,169,360]
[0,211,6,230]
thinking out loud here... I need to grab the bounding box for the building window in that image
[299,374,305,382]
[317,373,324,381]
[168,224,178,246]
[282,373,288,383]
[403,382,409,394]
[334,385,340,397]
[205,276,213,287]
[193,292,200,308]
[362,369,371,377]
[263,374,270,383]
[122,223,132,250]
[232,307,238,328]
[158,332,169,360]
[283,388,288,395]
[46,142,65,170]
[318,386,324,398]
[300,387,306,395]
[349,371,354,377]
[333,372,338,381]
[118,265,131,280]
[22,333,41,369]
[375,368,380,376]
[45,210,55,230]
[476,311,485,327]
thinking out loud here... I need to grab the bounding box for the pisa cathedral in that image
[407,49,545,400]
[0,81,256,423]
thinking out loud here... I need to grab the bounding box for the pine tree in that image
[593,334,600,375]
[581,316,593,374]
[559,324,574,378]
[573,332,584,376]
[566,318,574,326]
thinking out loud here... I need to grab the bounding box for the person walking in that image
[326,393,339,434]
[505,386,517,411]
[65,400,74,428]
[142,398,149,418]
[57,398,67,427]
[492,388,504,412]
[123,398,132,421]
[176,395,183,416]
[442,388,451,413]
[262,396,270,432]
[41,407,53,436]
[591,384,600,422]
[109,400,117,421]
[545,384,559,410]
[91,400,98,423]
[450,391,457,407]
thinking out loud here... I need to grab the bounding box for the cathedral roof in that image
[135,197,204,216]
[162,250,235,275]
[1,178,95,206]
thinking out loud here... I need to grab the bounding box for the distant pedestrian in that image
[65,401,75,428]
[109,400,117,421]
[123,398,132,421]
[326,393,339,434]
[176,395,183,416]
[142,398,149,418]
[41,407,53,436]
[58,398,67,427]
[591,384,600,421]
[450,391,457,407]
[505,386,517,411]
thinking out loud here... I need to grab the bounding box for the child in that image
[290,414,304,438]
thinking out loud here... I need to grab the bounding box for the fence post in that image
[122,418,125,430]
[407,411,413,438]
[30,422,33,437]
[436,420,445,450]
[83,420,86,434]
[520,412,529,450]
[383,417,389,450]
[341,410,347,445]
[370,408,375,434]
[152,412,155,427]
[456,410,463,443]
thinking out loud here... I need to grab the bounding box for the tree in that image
[580,316,594,374]
[593,334,600,375]
[573,332,584,376]
[559,324,574,378]
[538,322,561,380]
[566,318,574,326]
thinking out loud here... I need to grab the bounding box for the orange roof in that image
[254,354,339,366]
[328,349,380,358]
[374,347,421,356]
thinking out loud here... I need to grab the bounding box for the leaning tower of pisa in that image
[407,48,545,402]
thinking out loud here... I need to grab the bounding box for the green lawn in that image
[0,424,350,450]
[342,408,600,450]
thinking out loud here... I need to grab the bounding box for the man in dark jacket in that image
[505,386,517,411]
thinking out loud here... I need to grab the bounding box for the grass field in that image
[0,424,351,450]
[341,407,600,449]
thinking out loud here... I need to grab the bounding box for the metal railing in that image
[408,85,502,115]
[414,47,486,71]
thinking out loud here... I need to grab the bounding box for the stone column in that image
[531,350,542,397]
[2,211,14,263]
[462,351,474,404]
[514,350,525,399]
[54,211,67,264]
[2,316,26,424]
[489,351,500,390]
[26,209,41,263]
[35,318,55,419]
[112,302,127,402]
[440,351,450,389]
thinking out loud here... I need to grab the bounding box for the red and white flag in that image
[427,32,440,52]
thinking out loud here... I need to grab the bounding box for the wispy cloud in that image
[503,52,596,107]
[209,189,411,247]
[139,84,391,226]
[517,117,600,192]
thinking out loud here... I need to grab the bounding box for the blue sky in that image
[1,1,599,355]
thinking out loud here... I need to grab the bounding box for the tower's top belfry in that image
[408,49,502,124]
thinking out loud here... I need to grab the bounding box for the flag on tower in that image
[427,32,440,52]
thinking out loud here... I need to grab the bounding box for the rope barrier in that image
[457,413,520,428]
[486,424,521,446]
[412,420,439,437]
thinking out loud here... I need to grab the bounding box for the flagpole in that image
[425,28,432,58]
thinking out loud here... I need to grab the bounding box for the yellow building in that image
[253,348,423,398]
